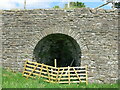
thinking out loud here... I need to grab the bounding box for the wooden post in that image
[39,63,43,78]
[46,66,50,82]
[54,59,57,67]
[86,65,88,85]
[68,66,70,85]
[58,68,64,83]
[73,67,81,83]
[56,68,60,83]
[54,59,57,82]
[22,60,28,76]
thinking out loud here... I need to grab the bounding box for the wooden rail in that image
[22,60,88,84]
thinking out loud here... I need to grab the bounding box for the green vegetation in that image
[114,2,120,8]
[53,1,86,9]
[53,6,60,9]
[65,1,86,9]
[2,68,118,88]
[0,67,2,89]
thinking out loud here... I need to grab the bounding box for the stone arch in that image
[33,33,81,67]
[30,26,86,66]
[31,26,85,51]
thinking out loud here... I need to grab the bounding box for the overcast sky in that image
[0,0,113,10]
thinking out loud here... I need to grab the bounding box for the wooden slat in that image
[32,73,39,76]
[47,66,58,69]
[77,77,86,79]
[49,73,57,77]
[48,70,58,73]
[59,66,86,69]
[73,67,81,83]
[46,66,50,82]
[44,80,50,82]
[23,71,31,73]
[58,74,68,76]
[58,73,86,76]
[27,60,39,65]
[49,77,56,80]
[40,71,57,76]
[23,74,29,77]
[80,81,87,83]
[22,60,28,76]
[25,60,86,69]
[26,63,38,79]
[58,68,65,82]
[73,67,86,69]
[25,68,33,71]
[60,77,86,80]
[56,68,60,82]
[44,80,56,83]
[40,67,47,71]
[49,68,54,82]
[58,70,86,73]
[39,75,56,80]
[41,64,58,69]
[68,66,70,85]
[40,71,48,75]
[54,59,57,67]
[59,81,80,83]
[85,65,88,85]
[78,73,87,75]
[39,63,43,78]
[40,75,48,78]
[34,69,40,73]
[26,64,36,68]
[38,67,58,72]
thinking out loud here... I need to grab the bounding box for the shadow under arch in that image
[33,33,81,67]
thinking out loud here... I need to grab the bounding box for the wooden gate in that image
[22,60,88,84]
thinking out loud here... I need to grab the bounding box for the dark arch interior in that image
[33,33,81,67]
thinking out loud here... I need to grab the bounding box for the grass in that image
[0,67,2,89]
[2,68,118,88]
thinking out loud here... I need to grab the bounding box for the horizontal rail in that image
[25,68,33,71]
[58,73,87,76]
[59,77,86,80]
[59,81,80,83]
[58,70,86,73]
[59,66,86,69]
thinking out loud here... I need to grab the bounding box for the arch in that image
[30,26,84,51]
[33,33,81,67]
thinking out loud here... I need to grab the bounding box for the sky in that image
[0,0,115,10]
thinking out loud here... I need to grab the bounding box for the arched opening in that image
[33,33,81,67]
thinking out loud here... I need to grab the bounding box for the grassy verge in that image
[0,67,2,89]
[2,68,118,88]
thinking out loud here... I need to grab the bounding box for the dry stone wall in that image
[1,8,119,83]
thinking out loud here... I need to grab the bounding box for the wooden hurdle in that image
[22,60,88,84]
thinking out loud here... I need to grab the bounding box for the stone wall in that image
[0,10,2,67]
[1,8,119,83]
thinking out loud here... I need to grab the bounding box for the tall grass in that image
[2,68,118,88]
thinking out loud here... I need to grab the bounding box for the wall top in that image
[1,8,119,14]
